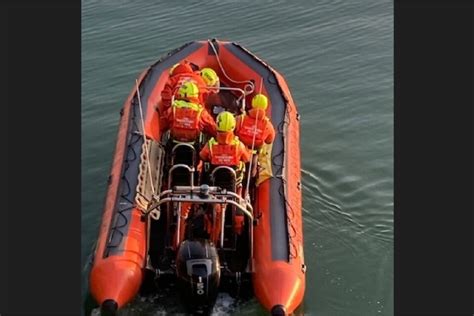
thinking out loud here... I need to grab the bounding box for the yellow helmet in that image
[216,111,236,132]
[178,81,199,99]
[251,94,268,110]
[200,67,219,87]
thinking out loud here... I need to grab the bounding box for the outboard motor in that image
[176,239,221,314]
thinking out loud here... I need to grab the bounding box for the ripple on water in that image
[82,0,393,314]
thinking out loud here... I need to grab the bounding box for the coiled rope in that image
[135,79,156,196]
[208,40,255,102]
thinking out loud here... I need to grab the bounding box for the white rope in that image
[208,40,255,98]
[135,80,159,272]
[136,79,159,270]
[244,110,260,202]
[135,79,156,195]
[244,78,264,201]
[208,40,259,201]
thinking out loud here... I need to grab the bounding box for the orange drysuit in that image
[161,100,217,142]
[199,132,251,166]
[235,108,275,149]
[160,64,211,115]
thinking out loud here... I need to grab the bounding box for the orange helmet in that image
[169,61,193,76]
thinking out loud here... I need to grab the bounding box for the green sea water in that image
[82,1,393,315]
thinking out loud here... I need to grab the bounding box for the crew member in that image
[235,93,275,149]
[161,81,216,143]
[160,62,220,115]
[199,111,251,169]
[199,111,251,234]
[160,60,207,115]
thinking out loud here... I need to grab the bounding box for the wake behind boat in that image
[88,39,305,315]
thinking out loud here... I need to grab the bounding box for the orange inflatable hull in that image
[89,39,306,315]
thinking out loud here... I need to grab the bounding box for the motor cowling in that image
[176,239,221,314]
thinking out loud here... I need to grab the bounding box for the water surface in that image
[82,1,393,315]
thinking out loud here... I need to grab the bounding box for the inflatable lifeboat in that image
[89,39,305,315]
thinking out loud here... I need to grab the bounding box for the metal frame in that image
[212,86,247,112]
[157,185,253,219]
[171,142,197,165]
[167,164,195,188]
[210,166,237,183]
[147,183,254,270]
[146,150,255,271]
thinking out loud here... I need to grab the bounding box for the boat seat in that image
[168,142,198,187]
[209,165,240,192]
[171,141,197,166]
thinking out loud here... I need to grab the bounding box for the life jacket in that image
[170,100,203,142]
[208,136,241,166]
[160,72,204,114]
[237,110,269,148]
